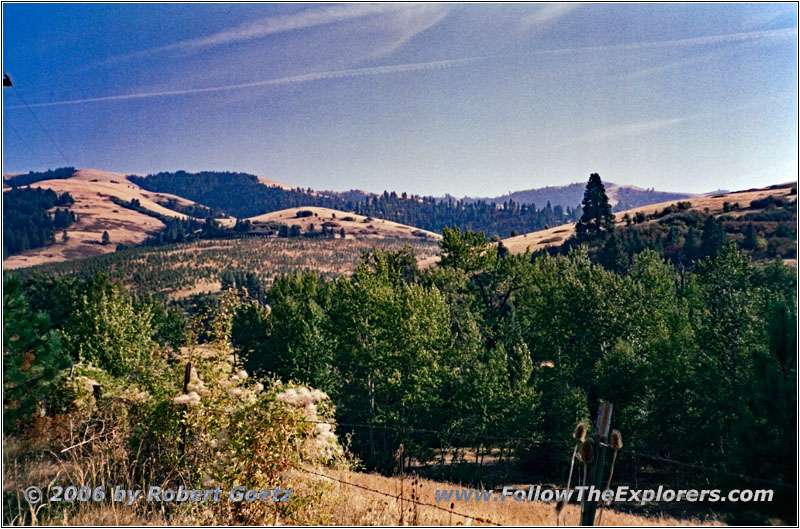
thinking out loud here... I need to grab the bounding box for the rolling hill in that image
[2,170,442,273]
[418,182,797,269]
[246,206,441,241]
[3,169,210,269]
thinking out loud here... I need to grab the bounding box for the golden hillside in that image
[247,206,441,241]
[418,182,796,269]
[3,169,205,269]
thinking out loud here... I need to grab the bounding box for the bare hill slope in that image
[3,169,203,269]
[247,206,441,241]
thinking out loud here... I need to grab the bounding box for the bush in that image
[4,286,348,525]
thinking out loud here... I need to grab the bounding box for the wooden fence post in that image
[399,443,405,526]
[179,362,191,456]
[581,402,613,526]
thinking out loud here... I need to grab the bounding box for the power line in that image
[11,85,71,165]
[300,466,502,526]
[3,115,46,167]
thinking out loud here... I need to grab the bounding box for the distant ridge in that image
[454,182,694,211]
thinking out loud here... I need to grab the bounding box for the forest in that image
[3,166,75,187]
[130,170,581,238]
[3,187,76,256]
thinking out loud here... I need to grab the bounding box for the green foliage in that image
[3,280,346,525]
[559,194,796,267]
[700,215,726,258]
[5,220,796,519]
[4,167,75,187]
[3,275,71,432]
[61,277,156,376]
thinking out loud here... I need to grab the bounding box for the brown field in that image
[247,206,442,241]
[418,182,796,269]
[3,169,205,269]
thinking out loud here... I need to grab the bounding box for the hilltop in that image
[502,182,796,255]
[3,169,208,269]
[3,170,441,270]
[247,206,440,241]
[418,182,797,269]
[456,181,694,211]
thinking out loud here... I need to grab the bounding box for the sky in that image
[2,2,797,197]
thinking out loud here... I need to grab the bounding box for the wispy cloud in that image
[15,27,794,110]
[512,26,796,60]
[551,117,690,150]
[8,56,483,109]
[517,3,580,30]
[368,4,452,58]
[105,3,445,66]
[620,51,722,80]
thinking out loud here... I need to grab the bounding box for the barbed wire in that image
[308,419,571,446]
[308,419,794,491]
[599,441,796,490]
[300,466,502,526]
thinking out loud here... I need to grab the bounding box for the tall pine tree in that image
[575,173,615,241]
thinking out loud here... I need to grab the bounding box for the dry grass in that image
[3,170,440,271]
[3,169,204,269]
[294,469,721,526]
[247,206,442,241]
[2,449,721,527]
[419,182,796,268]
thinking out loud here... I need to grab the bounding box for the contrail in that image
[7,56,484,109]
[7,27,794,110]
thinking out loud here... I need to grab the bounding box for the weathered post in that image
[179,362,191,456]
[580,402,613,526]
[398,443,405,525]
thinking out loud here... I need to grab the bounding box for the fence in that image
[302,404,794,526]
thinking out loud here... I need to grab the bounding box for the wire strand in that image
[309,419,794,490]
[3,115,47,167]
[599,442,795,489]
[12,86,71,165]
[300,466,502,526]
[308,419,571,446]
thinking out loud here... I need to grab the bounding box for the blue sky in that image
[2,3,797,197]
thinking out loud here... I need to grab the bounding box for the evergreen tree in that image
[700,216,726,259]
[3,276,71,433]
[743,222,758,250]
[575,173,615,241]
[684,227,700,262]
[101,230,110,245]
[599,233,628,274]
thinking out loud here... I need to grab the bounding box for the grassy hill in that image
[246,206,441,241]
[3,169,211,269]
[2,170,440,271]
